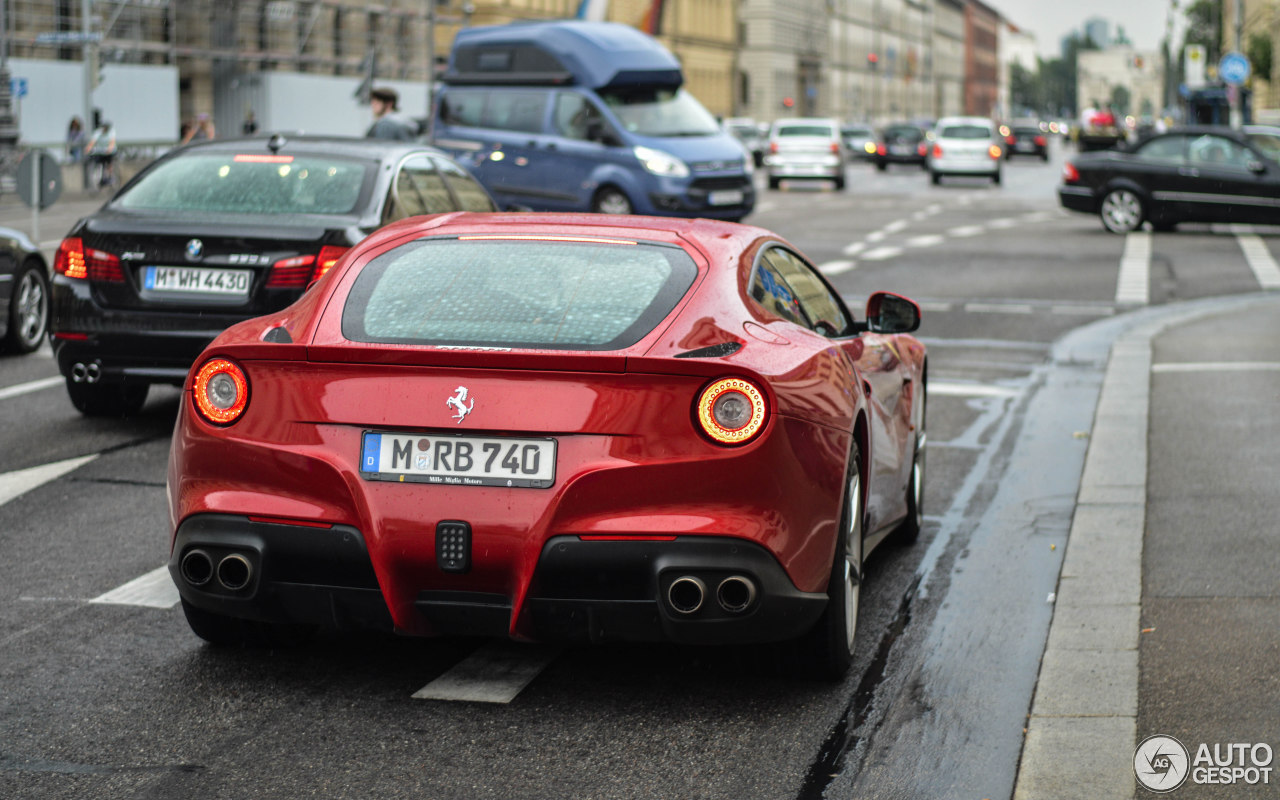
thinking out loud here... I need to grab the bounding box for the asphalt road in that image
[1,138,1278,799]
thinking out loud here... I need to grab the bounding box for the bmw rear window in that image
[116,153,373,215]
[342,238,698,350]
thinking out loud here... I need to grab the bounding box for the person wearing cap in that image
[366,87,418,141]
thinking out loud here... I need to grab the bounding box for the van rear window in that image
[440,89,547,133]
[342,239,697,350]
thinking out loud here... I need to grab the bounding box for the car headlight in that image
[634,146,690,178]
[741,151,755,177]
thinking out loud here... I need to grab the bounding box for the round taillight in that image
[988,145,1003,159]
[696,378,767,445]
[193,358,249,425]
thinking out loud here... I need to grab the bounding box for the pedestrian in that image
[181,113,216,144]
[242,109,258,135]
[66,117,85,164]
[85,119,118,189]
[365,87,417,141]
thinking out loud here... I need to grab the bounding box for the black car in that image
[1059,126,1280,234]
[871,124,930,171]
[49,135,497,415]
[1002,122,1048,161]
[0,227,49,355]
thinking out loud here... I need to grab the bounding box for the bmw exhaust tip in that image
[216,554,253,591]
[85,362,101,383]
[179,549,214,587]
[71,362,87,383]
[667,576,707,615]
[716,575,758,614]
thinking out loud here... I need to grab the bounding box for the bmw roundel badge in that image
[185,238,204,261]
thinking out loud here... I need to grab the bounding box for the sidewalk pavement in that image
[1015,292,1280,799]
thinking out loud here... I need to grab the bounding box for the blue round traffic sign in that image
[1219,52,1251,85]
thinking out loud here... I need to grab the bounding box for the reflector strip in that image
[233,154,294,163]
[578,535,679,542]
[457,235,637,245]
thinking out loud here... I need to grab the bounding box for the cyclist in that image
[85,120,118,189]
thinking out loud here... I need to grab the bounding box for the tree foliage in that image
[1247,32,1272,82]
[1182,0,1222,64]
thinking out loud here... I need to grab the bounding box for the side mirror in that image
[864,291,921,333]
[1248,159,1267,175]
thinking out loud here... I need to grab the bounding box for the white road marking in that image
[90,566,179,609]
[860,246,903,261]
[1152,361,1280,373]
[1115,231,1151,305]
[929,380,1021,398]
[841,241,867,256]
[964,302,1035,314]
[818,260,858,275]
[412,642,561,703]
[905,234,945,248]
[1236,234,1280,289]
[884,220,909,233]
[947,225,985,238]
[0,455,97,509]
[1050,305,1115,316]
[987,218,1018,229]
[918,301,955,313]
[866,231,887,243]
[926,204,942,214]
[0,376,63,401]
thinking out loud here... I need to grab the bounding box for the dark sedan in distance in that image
[0,228,49,355]
[49,135,497,415]
[1059,126,1280,233]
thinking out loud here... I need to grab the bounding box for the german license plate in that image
[360,431,556,488]
[708,189,743,206]
[144,266,251,296]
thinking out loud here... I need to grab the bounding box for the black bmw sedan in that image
[1059,125,1280,234]
[49,135,497,415]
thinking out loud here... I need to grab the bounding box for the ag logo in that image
[1135,734,1190,793]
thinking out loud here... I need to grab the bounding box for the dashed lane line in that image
[90,566,179,609]
[818,260,857,275]
[1152,361,1280,373]
[861,246,903,261]
[841,241,866,257]
[964,302,1035,315]
[412,642,562,703]
[0,376,63,401]
[947,225,985,238]
[905,234,945,248]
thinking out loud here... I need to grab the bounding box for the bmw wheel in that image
[2,260,48,354]
[1100,188,1144,233]
[592,187,633,215]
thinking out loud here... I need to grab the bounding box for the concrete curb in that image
[1013,293,1280,800]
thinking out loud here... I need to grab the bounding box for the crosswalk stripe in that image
[90,566,179,609]
[1116,231,1151,304]
[1236,234,1280,289]
[0,454,97,509]
[412,642,561,703]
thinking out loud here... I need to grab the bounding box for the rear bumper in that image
[171,515,827,645]
[1057,185,1097,213]
[930,158,1000,176]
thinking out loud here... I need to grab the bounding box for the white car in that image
[765,118,846,190]
[929,116,1003,185]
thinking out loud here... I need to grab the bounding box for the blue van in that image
[430,21,755,221]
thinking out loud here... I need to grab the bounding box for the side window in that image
[384,154,453,223]
[480,90,547,133]
[553,93,605,141]
[432,156,496,212]
[1188,135,1251,170]
[748,255,805,326]
[764,248,851,336]
[440,90,484,127]
[1134,136,1186,164]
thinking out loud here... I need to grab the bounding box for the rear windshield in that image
[776,125,835,138]
[116,153,372,215]
[1013,127,1041,136]
[343,238,698,350]
[883,126,923,141]
[939,125,993,140]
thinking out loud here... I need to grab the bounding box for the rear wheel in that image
[2,260,48,354]
[930,171,941,186]
[876,161,887,172]
[790,444,863,679]
[65,378,149,417]
[591,187,633,215]
[1100,188,1144,233]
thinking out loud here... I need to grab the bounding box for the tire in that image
[768,176,781,190]
[2,260,48,354]
[65,378,149,417]
[86,159,104,192]
[790,443,864,680]
[833,175,846,191]
[591,187,633,215]
[930,171,941,186]
[1099,188,1144,233]
[876,162,887,172]
[992,171,1002,185]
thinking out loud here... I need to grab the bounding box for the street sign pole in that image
[30,150,39,244]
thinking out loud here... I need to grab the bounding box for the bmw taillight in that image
[1062,162,1080,183]
[696,378,767,445]
[54,237,123,282]
[266,254,316,288]
[192,358,249,425]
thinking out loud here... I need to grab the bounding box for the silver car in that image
[766,118,846,190]
[929,116,1003,185]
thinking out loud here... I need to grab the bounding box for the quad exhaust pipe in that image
[70,361,102,383]
[666,574,758,615]
[179,549,253,592]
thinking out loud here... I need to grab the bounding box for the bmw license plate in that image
[144,266,251,296]
[360,431,556,488]
[707,189,743,206]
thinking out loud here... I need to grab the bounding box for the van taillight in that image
[54,237,122,282]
